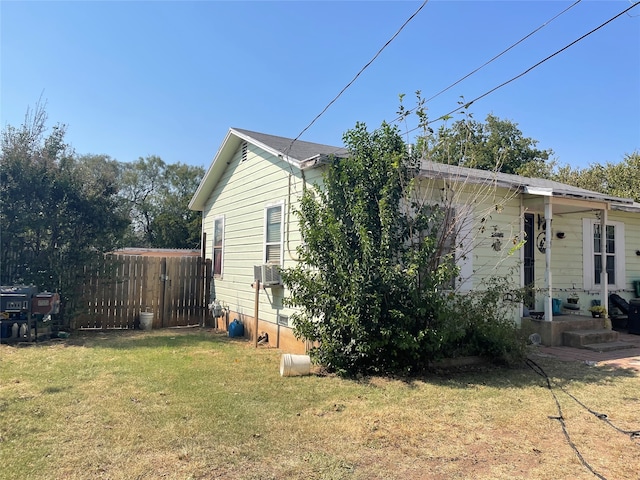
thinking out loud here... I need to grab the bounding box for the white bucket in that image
[140,312,154,330]
[280,354,311,377]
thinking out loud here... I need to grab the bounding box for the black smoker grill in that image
[0,286,60,342]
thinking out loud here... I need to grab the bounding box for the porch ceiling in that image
[522,194,609,215]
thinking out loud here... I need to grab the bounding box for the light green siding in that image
[202,142,323,326]
[201,141,640,328]
[414,179,524,293]
[520,207,640,313]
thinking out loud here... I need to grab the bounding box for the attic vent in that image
[241,142,248,162]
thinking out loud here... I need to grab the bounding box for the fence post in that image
[159,258,167,328]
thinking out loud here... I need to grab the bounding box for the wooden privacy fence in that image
[74,254,212,329]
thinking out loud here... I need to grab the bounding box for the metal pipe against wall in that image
[254,280,260,348]
[544,198,553,321]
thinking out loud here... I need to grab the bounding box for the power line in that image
[526,359,608,480]
[285,0,429,155]
[391,0,583,124]
[420,0,640,130]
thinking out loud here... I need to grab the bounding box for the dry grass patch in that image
[1,329,638,480]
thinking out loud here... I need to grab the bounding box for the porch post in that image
[544,197,553,321]
[600,208,608,312]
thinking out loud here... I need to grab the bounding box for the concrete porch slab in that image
[562,329,618,348]
[521,315,606,346]
[582,341,636,352]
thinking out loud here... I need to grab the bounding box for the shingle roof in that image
[420,160,634,206]
[231,128,348,161]
[189,127,638,212]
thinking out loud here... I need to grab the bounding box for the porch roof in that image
[419,160,637,210]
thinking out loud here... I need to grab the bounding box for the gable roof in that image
[189,128,347,211]
[232,128,348,163]
[190,128,638,213]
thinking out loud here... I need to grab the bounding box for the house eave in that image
[418,160,635,210]
[189,128,344,211]
[611,202,640,213]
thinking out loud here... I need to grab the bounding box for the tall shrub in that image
[281,122,461,375]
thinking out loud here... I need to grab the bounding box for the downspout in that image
[600,208,608,313]
[286,173,301,262]
[520,196,525,318]
[544,197,553,321]
[254,279,260,348]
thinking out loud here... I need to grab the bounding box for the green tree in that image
[0,103,129,315]
[281,122,435,375]
[427,113,553,174]
[603,152,640,201]
[119,156,204,248]
[546,152,640,202]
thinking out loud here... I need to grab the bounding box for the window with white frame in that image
[420,204,473,292]
[582,218,625,290]
[264,203,284,265]
[213,216,224,277]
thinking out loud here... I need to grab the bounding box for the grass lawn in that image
[1,329,639,480]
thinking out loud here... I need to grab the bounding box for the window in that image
[213,216,224,277]
[594,223,615,285]
[264,203,284,265]
[583,219,625,290]
[421,204,473,292]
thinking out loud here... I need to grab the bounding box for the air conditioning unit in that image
[254,264,282,287]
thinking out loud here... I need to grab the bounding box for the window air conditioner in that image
[254,264,282,287]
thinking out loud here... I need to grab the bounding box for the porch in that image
[530,329,640,372]
[522,314,610,347]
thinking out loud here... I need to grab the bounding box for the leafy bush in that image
[430,278,527,365]
[281,121,526,376]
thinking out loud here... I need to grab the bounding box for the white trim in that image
[524,186,553,196]
[213,215,225,278]
[582,218,625,291]
[263,200,285,266]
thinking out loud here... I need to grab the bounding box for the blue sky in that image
[1,1,639,169]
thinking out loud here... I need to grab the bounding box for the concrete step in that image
[582,341,636,352]
[562,329,619,348]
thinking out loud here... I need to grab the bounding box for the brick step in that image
[562,329,619,348]
[582,341,636,352]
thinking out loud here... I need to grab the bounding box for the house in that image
[189,128,640,351]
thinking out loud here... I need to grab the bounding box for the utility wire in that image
[526,358,608,480]
[285,0,429,155]
[390,0,583,124]
[420,1,640,130]
[558,379,640,442]
[527,359,640,442]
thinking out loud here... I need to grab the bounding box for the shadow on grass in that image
[356,353,638,392]
[49,327,245,351]
[41,329,639,390]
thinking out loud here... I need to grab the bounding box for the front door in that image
[524,213,535,309]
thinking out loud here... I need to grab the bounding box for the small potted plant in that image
[588,305,607,318]
[567,293,579,305]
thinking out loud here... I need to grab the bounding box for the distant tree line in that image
[419,106,639,201]
[0,102,204,315]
